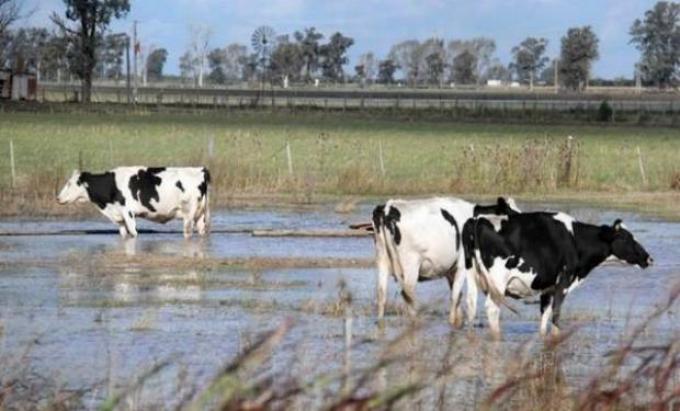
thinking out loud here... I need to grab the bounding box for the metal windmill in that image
[251,26,277,71]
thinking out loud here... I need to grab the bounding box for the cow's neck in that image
[573,222,611,277]
[81,173,115,209]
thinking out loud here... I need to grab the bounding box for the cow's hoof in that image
[449,315,464,329]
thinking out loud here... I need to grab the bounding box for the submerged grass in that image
[1,110,679,216]
[73,282,677,411]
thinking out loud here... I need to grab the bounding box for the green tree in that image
[451,49,477,85]
[146,48,167,81]
[377,59,397,84]
[270,38,304,84]
[511,37,549,89]
[207,47,227,84]
[425,52,445,86]
[319,32,354,82]
[485,62,512,83]
[559,26,599,91]
[630,1,680,88]
[51,0,130,102]
[447,38,496,84]
[294,27,323,82]
[179,50,196,85]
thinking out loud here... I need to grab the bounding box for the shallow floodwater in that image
[0,202,678,409]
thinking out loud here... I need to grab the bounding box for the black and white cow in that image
[57,167,211,238]
[463,212,653,336]
[371,197,520,326]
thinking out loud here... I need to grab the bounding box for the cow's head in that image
[602,219,653,268]
[57,170,89,204]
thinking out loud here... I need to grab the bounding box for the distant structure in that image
[486,79,503,87]
[0,70,37,101]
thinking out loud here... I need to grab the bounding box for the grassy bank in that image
[0,109,679,216]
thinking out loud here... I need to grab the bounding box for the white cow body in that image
[372,197,519,327]
[58,166,210,238]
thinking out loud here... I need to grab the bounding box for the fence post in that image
[207,135,215,159]
[286,141,294,176]
[109,138,114,166]
[9,139,16,189]
[378,140,386,177]
[636,146,648,187]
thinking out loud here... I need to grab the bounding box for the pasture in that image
[0,108,679,409]
[1,109,680,217]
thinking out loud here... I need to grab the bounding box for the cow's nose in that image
[647,256,654,266]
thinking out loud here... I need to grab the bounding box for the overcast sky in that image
[22,0,655,78]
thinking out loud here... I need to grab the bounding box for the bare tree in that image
[0,0,21,38]
[357,52,377,84]
[188,24,211,87]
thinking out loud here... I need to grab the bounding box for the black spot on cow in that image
[78,172,126,209]
[176,181,185,192]
[128,167,164,212]
[372,204,385,228]
[198,167,211,199]
[384,207,402,245]
[440,209,460,251]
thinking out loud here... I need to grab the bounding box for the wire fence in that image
[38,84,680,114]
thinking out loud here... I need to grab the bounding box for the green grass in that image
[0,109,679,210]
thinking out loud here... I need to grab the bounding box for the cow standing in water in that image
[371,197,520,327]
[463,212,653,336]
[57,167,211,238]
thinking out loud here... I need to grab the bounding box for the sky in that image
[20,0,657,79]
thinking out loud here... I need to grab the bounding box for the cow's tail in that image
[471,218,518,315]
[202,167,211,230]
[372,205,403,287]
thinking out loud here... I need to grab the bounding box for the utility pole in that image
[126,35,131,104]
[132,20,138,103]
[553,59,559,94]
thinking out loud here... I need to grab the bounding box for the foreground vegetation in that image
[0,109,679,216]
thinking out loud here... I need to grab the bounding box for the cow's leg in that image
[118,224,129,238]
[183,218,194,239]
[195,211,207,236]
[484,263,507,338]
[550,272,572,336]
[485,297,501,338]
[183,200,199,239]
[540,294,553,337]
[121,210,137,238]
[196,196,210,236]
[447,268,466,328]
[375,240,390,320]
[400,254,420,317]
[465,268,479,326]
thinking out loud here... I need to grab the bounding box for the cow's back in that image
[384,197,474,279]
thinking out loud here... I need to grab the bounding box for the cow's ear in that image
[497,197,508,207]
[613,219,623,232]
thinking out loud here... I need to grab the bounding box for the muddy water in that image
[0,203,678,409]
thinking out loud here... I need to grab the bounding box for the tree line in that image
[1,0,680,102]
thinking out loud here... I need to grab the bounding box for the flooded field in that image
[0,202,678,409]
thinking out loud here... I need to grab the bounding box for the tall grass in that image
[0,110,679,214]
